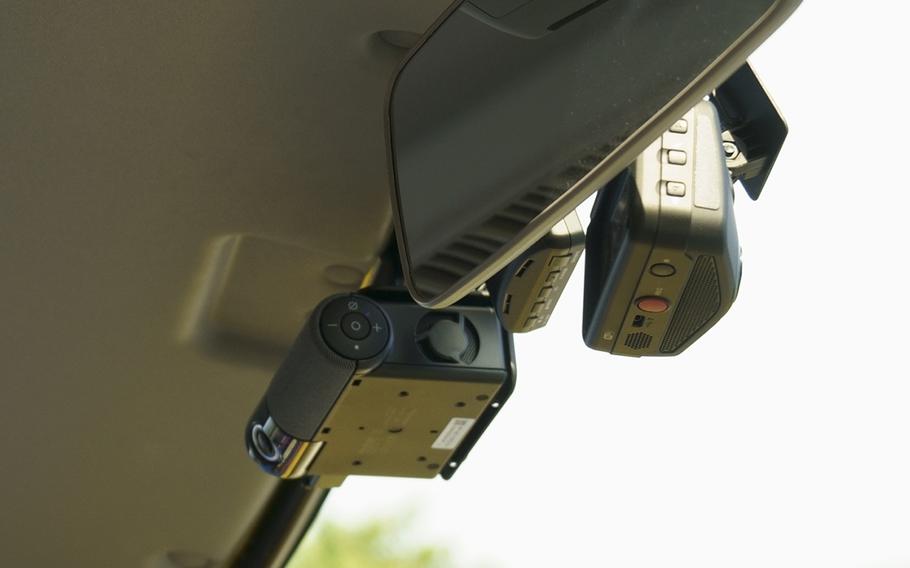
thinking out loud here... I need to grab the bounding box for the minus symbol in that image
[327,323,338,327]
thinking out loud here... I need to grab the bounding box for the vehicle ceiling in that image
[0,1,452,566]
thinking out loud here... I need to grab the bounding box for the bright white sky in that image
[308,3,910,567]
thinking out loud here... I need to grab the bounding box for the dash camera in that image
[582,101,742,356]
[245,289,514,485]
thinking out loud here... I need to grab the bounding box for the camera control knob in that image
[319,295,391,360]
[426,319,469,363]
[416,313,480,364]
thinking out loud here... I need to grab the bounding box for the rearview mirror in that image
[388,0,800,307]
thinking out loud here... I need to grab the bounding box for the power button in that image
[341,313,370,340]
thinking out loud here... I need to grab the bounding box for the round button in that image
[637,296,670,314]
[341,312,370,340]
[650,263,676,277]
[319,295,391,360]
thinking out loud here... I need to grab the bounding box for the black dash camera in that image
[487,212,584,333]
[246,290,515,483]
[583,101,742,356]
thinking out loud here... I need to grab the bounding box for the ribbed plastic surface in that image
[413,152,608,296]
[266,319,356,440]
[624,332,653,350]
[661,256,721,353]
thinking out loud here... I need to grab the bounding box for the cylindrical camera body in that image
[245,294,392,478]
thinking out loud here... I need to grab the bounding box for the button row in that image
[664,114,691,197]
[521,253,576,330]
[320,295,390,360]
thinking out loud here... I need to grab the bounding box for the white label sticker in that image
[431,417,476,451]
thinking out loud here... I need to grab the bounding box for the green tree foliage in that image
[289,516,456,568]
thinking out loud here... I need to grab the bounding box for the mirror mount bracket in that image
[711,63,789,201]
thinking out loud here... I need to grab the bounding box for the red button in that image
[637,296,670,313]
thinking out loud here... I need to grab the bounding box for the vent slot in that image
[660,256,722,353]
[462,235,501,253]
[446,243,490,265]
[624,332,653,350]
[412,266,460,297]
[425,253,475,276]
[548,0,613,32]
[412,147,611,290]
[514,259,534,278]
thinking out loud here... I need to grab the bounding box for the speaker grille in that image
[624,332,653,350]
[660,256,721,353]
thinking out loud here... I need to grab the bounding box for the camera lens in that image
[250,424,280,463]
